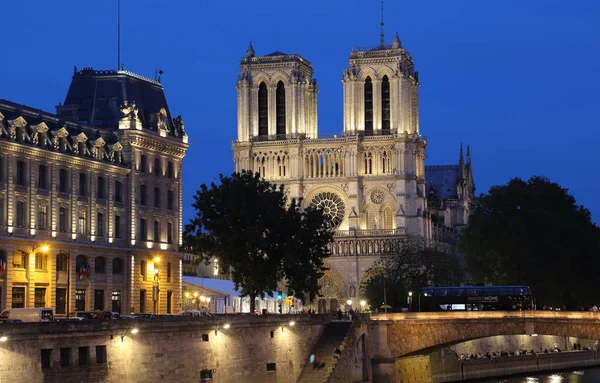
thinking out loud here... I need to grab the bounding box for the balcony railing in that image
[333,228,406,238]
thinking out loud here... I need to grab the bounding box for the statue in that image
[157,108,168,133]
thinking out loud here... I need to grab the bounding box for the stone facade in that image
[232,35,431,311]
[0,68,188,315]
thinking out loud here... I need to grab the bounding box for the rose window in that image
[371,189,385,204]
[310,191,346,229]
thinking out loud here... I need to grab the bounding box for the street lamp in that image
[360,300,366,312]
[407,291,413,312]
[206,297,211,313]
[193,292,199,310]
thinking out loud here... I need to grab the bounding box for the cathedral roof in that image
[56,67,184,138]
[264,50,289,56]
[0,99,127,166]
[425,165,459,200]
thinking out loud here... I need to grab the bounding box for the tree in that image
[362,237,465,311]
[183,171,332,313]
[460,176,600,308]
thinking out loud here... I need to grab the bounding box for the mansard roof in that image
[425,165,459,200]
[0,99,127,166]
[56,67,185,138]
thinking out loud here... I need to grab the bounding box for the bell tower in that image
[236,42,318,142]
[342,32,420,136]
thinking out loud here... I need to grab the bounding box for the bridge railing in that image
[370,311,600,321]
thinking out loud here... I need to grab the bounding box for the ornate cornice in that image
[124,134,188,158]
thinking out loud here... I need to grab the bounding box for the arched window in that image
[113,258,123,275]
[381,75,390,134]
[56,253,69,272]
[76,255,87,273]
[383,207,394,229]
[95,257,106,274]
[276,81,286,136]
[258,82,268,136]
[365,207,376,230]
[364,77,373,133]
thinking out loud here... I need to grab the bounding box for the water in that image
[471,367,600,382]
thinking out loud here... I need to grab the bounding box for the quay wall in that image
[0,315,327,383]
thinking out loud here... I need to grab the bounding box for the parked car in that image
[67,311,117,320]
[179,310,211,318]
[0,308,54,322]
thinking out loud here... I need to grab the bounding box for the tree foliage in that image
[460,176,600,308]
[183,171,333,312]
[362,237,465,311]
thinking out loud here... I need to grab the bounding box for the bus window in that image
[498,287,512,295]
[421,288,434,296]
[434,288,449,297]
[484,288,498,296]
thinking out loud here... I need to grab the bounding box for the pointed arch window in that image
[364,77,373,133]
[381,75,390,134]
[383,207,394,229]
[276,81,286,136]
[258,82,268,136]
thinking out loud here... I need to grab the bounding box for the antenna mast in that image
[380,1,385,46]
[117,0,121,70]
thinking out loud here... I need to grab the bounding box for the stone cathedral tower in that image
[233,35,430,312]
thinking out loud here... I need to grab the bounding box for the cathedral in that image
[232,32,474,312]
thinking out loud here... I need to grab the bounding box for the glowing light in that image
[131,239,136,246]
[160,243,167,250]
[90,235,96,242]
[71,233,77,240]
[346,299,352,306]
[51,231,57,238]
[146,242,153,249]
[108,237,113,244]
[154,257,161,264]
[30,229,36,236]
[223,324,230,329]
[185,292,190,299]
[0,336,7,342]
[288,321,295,326]
[408,291,413,297]
[7,226,13,234]
[40,245,49,253]
[193,292,198,298]
[131,328,139,334]
[360,300,366,308]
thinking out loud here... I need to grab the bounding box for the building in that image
[0,67,188,315]
[232,34,474,312]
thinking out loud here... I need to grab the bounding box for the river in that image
[472,367,600,382]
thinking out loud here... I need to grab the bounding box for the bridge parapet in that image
[370,311,600,321]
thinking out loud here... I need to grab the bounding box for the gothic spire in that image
[458,143,465,180]
[246,41,255,58]
[466,145,471,165]
[392,32,402,49]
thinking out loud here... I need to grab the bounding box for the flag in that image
[79,263,89,280]
[0,257,6,274]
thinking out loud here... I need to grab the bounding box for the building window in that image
[167,190,174,210]
[56,253,68,272]
[112,258,123,275]
[154,187,160,208]
[56,288,67,315]
[364,76,373,132]
[115,181,122,202]
[59,207,67,232]
[94,289,105,310]
[266,363,276,372]
[78,347,90,366]
[35,254,47,270]
[140,290,146,313]
[381,75,391,133]
[95,257,106,274]
[167,162,174,179]
[97,177,105,199]
[258,82,268,136]
[140,185,147,205]
[140,154,146,173]
[97,213,104,236]
[16,201,25,228]
[59,169,68,192]
[167,263,171,283]
[154,157,161,176]
[38,165,47,189]
[139,218,147,241]
[167,291,172,314]
[0,198,4,226]
[79,173,86,196]
[75,289,86,311]
[41,349,53,369]
[34,288,46,307]
[16,160,25,186]
[78,210,87,235]
[276,81,286,136]
[112,291,122,313]
[38,204,48,231]
[13,251,26,269]
[12,287,25,308]
[115,215,121,238]
[154,220,160,241]
[167,222,173,244]
[60,348,71,367]
[96,346,107,364]
[140,260,147,281]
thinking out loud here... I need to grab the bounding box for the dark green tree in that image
[460,176,600,308]
[362,237,465,311]
[183,171,332,313]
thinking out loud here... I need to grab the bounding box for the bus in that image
[419,286,534,312]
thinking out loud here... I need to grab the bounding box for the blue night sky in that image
[1,0,599,222]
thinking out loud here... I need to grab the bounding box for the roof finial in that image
[392,32,402,49]
[466,145,471,164]
[380,1,385,46]
[246,41,255,58]
[458,143,465,179]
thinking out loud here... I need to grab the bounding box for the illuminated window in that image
[12,287,25,308]
[78,210,87,235]
[35,253,47,270]
[38,204,48,230]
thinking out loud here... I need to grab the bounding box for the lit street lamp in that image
[360,300,366,312]
[407,291,413,312]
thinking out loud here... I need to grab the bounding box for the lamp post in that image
[407,291,413,312]
[193,292,199,310]
[206,297,211,313]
